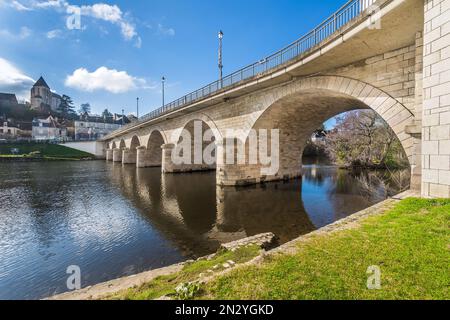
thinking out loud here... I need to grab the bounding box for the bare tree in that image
[323,110,408,168]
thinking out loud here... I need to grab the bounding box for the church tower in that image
[30,77,61,111]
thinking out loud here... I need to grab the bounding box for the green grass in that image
[199,198,450,300]
[108,245,261,300]
[0,143,93,159]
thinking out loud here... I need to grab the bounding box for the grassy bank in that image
[200,198,449,300]
[0,143,93,160]
[111,198,449,300]
[108,245,261,300]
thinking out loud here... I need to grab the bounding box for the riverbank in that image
[50,190,449,300]
[199,194,448,300]
[0,143,94,161]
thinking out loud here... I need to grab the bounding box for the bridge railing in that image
[106,0,376,138]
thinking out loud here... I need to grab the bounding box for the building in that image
[0,93,18,107]
[0,121,20,138]
[74,113,123,141]
[32,116,68,141]
[30,77,62,111]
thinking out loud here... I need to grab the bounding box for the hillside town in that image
[0,77,134,142]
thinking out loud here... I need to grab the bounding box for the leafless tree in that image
[323,110,408,168]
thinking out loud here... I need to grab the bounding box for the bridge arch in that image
[144,129,166,167]
[128,135,141,150]
[118,139,126,149]
[172,115,220,172]
[172,113,222,145]
[220,76,415,186]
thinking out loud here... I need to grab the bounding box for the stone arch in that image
[143,130,166,167]
[219,76,416,186]
[118,139,126,149]
[110,141,117,149]
[173,115,220,172]
[129,135,141,150]
[172,112,222,145]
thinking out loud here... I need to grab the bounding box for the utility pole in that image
[218,30,224,87]
[162,76,166,107]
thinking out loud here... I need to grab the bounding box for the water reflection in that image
[0,161,409,299]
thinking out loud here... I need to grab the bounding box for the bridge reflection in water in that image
[106,161,408,258]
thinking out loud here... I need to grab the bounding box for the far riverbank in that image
[0,142,95,161]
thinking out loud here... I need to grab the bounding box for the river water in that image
[0,160,409,299]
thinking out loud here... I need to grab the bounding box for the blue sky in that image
[0,0,346,120]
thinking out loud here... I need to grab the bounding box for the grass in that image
[0,143,93,160]
[198,198,450,300]
[108,245,261,300]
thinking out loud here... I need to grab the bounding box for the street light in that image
[121,108,124,126]
[162,76,166,107]
[218,30,224,87]
[136,97,139,119]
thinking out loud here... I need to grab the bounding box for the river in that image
[0,160,409,299]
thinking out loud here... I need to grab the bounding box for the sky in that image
[0,0,346,121]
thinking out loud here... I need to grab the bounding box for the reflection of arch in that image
[238,76,414,184]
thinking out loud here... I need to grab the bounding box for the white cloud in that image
[0,26,32,40]
[46,29,63,39]
[65,67,151,94]
[33,0,67,9]
[7,1,140,44]
[80,3,122,22]
[79,3,137,41]
[0,57,35,101]
[10,0,32,11]
[157,23,175,37]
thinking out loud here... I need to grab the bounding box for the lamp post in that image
[136,97,139,119]
[121,108,124,126]
[162,76,166,107]
[218,30,224,87]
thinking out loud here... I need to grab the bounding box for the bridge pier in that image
[106,149,113,161]
[122,148,137,165]
[112,148,123,163]
[136,146,161,168]
[162,143,216,173]
[421,0,450,198]
[161,144,179,173]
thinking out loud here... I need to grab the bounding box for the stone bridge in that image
[101,0,450,198]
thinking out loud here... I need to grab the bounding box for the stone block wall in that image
[422,0,450,197]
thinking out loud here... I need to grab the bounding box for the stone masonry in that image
[422,0,450,198]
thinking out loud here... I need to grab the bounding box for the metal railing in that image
[106,0,376,139]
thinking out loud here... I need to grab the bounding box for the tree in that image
[79,103,91,115]
[322,110,408,168]
[58,95,76,118]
